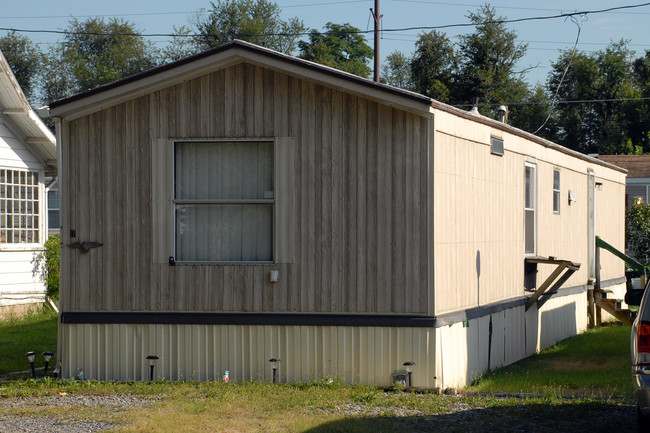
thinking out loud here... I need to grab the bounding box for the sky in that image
[1,0,649,89]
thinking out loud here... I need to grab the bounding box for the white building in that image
[0,48,57,315]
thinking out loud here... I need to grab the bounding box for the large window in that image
[0,169,39,244]
[173,141,274,262]
[524,162,536,255]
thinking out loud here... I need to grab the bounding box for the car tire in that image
[639,404,650,433]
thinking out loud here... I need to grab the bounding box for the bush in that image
[626,203,650,263]
[43,234,60,300]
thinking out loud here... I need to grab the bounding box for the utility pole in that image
[370,0,382,83]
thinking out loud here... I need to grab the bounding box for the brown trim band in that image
[60,312,436,328]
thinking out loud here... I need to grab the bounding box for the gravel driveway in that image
[0,392,638,432]
[0,394,154,433]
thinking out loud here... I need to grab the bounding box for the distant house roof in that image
[597,155,650,178]
[0,48,57,174]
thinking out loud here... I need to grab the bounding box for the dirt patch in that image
[547,360,616,371]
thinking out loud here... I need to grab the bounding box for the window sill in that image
[0,244,46,252]
[173,261,275,266]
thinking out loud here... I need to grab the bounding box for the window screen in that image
[174,141,274,262]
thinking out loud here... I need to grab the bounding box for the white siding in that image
[0,249,46,307]
[434,291,588,389]
[0,121,45,170]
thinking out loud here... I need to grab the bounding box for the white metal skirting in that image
[435,290,589,389]
[59,289,602,389]
[59,324,437,387]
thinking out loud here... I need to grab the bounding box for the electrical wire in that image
[0,2,648,38]
[453,97,650,108]
[533,15,584,134]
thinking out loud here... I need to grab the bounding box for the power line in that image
[1,2,649,38]
[453,97,650,108]
[390,0,650,15]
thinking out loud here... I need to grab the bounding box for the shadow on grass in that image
[305,400,636,433]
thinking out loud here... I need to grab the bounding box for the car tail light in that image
[638,323,650,364]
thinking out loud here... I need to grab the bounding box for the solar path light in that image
[25,351,38,378]
[146,355,159,381]
[403,361,416,387]
[269,358,281,383]
[42,351,54,375]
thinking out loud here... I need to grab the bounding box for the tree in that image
[298,23,373,78]
[43,17,158,101]
[627,203,650,263]
[381,51,412,90]
[455,5,528,116]
[630,50,650,151]
[161,26,201,63]
[0,32,43,104]
[410,30,456,102]
[548,41,637,154]
[192,0,305,54]
[508,85,559,141]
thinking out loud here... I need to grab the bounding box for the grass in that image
[0,314,637,432]
[467,323,633,397]
[0,307,58,376]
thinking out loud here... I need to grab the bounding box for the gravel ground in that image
[0,394,155,433]
[318,394,638,433]
[0,392,638,433]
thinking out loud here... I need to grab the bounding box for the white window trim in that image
[553,168,561,214]
[0,167,45,250]
[171,138,276,265]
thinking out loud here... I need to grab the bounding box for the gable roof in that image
[0,49,56,173]
[597,155,649,178]
[48,40,625,175]
[50,39,432,120]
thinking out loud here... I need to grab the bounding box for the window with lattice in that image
[0,169,40,244]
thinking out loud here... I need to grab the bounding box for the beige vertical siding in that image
[59,323,436,387]
[432,108,626,316]
[61,63,430,315]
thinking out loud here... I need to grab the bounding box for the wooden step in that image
[594,297,636,325]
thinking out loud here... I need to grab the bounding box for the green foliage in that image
[410,30,456,102]
[381,50,413,90]
[43,17,158,102]
[43,234,60,300]
[299,22,373,78]
[455,5,528,113]
[0,31,43,104]
[193,0,305,54]
[160,26,201,63]
[548,40,640,154]
[626,202,650,262]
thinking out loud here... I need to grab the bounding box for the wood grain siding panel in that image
[355,98,368,313]
[100,108,115,311]
[88,112,103,311]
[63,63,429,315]
[365,101,379,313]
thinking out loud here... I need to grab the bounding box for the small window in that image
[47,189,60,230]
[553,169,560,213]
[173,141,274,262]
[524,162,536,255]
[491,136,504,156]
[0,169,40,244]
